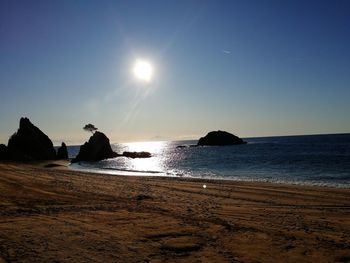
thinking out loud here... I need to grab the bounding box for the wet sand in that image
[0,162,349,262]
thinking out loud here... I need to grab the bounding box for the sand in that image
[0,162,349,263]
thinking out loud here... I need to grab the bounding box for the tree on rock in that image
[83,124,98,134]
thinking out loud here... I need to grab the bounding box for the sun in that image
[133,59,153,82]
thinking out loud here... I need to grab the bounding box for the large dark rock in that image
[0,144,8,160]
[197,130,246,146]
[72,132,117,163]
[7,117,56,161]
[57,142,68,160]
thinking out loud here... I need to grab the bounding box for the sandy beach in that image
[0,162,349,263]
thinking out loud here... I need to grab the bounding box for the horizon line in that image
[55,131,350,147]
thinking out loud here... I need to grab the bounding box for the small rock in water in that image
[197,130,246,146]
[57,142,68,159]
[122,151,151,158]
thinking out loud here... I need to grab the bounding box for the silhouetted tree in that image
[83,124,98,134]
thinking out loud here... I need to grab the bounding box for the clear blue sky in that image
[1,0,349,145]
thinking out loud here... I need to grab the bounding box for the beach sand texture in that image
[0,162,349,262]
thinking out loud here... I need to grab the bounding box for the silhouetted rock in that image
[57,142,68,159]
[7,117,56,161]
[122,151,151,158]
[72,132,117,163]
[197,130,246,146]
[0,144,8,160]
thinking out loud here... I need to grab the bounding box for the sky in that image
[1,0,349,145]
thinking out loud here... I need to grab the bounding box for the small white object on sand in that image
[203,184,207,189]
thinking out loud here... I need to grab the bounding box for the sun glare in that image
[133,60,153,82]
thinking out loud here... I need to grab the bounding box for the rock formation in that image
[1,118,153,163]
[72,132,117,163]
[56,142,68,159]
[0,144,8,160]
[7,117,56,161]
[72,132,153,163]
[197,130,246,146]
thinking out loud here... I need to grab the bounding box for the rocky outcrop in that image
[7,117,56,161]
[176,145,187,148]
[56,142,68,160]
[0,144,8,160]
[72,132,117,163]
[197,130,246,146]
[71,132,153,162]
[122,151,151,158]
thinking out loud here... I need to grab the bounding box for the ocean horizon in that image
[68,133,350,188]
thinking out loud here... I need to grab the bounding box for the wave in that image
[70,162,164,175]
[98,167,163,174]
[69,164,350,188]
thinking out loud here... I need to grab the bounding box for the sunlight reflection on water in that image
[122,141,166,154]
[112,141,169,174]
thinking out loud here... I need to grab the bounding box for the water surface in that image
[69,133,350,188]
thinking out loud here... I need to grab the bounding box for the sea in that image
[68,133,350,188]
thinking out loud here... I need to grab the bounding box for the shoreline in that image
[0,162,349,262]
[67,160,350,189]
